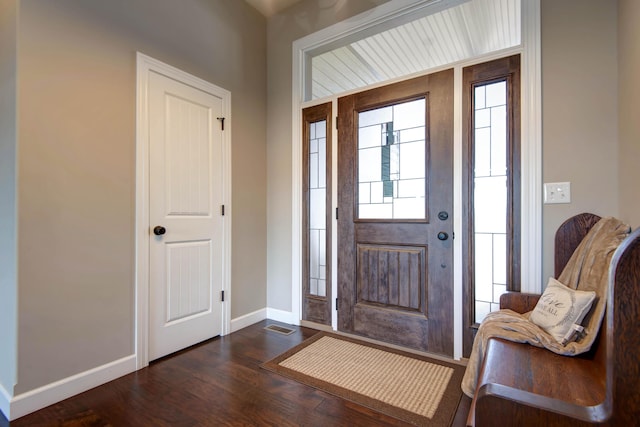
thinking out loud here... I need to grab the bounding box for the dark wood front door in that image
[337,70,454,356]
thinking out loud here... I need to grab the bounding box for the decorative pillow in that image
[529,278,596,345]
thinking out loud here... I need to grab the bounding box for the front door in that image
[148,71,224,361]
[337,70,454,356]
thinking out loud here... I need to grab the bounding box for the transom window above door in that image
[305,0,521,100]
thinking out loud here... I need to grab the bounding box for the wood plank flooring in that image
[0,321,470,426]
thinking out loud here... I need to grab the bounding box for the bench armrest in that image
[499,292,540,314]
[474,383,610,427]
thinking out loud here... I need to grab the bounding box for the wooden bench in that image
[467,213,640,426]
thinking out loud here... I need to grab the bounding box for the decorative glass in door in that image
[357,99,426,220]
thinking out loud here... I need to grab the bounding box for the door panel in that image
[165,240,212,321]
[149,71,223,361]
[338,70,454,356]
[356,244,425,311]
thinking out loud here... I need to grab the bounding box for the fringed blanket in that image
[462,217,631,398]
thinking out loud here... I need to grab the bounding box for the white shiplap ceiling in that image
[310,0,520,99]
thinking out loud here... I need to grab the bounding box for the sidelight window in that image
[302,103,333,326]
[463,55,521,334]
[472,81,509,323]
[308,119,328,297]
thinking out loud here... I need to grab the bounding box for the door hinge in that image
[335,297,338,311]
[217,117,225,131]
[335,207,339,220]
[221,290,225,302]
[335,116,338,130]
[221,205,225,216]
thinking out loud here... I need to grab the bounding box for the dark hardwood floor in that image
[1,321,470,426]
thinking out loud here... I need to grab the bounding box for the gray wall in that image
[16,0,267,394]
[0,0,18,397]
[541,0,620,282]
[266,0,389,312]
[618,0,640,227]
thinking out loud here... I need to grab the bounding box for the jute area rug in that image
[261,332,465,426]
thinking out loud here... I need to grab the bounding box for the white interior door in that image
[148,70,224,361]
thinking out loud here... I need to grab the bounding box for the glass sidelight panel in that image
[462,55,520,357]
[473,81,508,323]
[357,98,426,220]
[309,120,327,297]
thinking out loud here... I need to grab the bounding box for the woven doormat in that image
[261,332,464,426]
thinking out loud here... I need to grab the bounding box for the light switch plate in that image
[544,182,571,204]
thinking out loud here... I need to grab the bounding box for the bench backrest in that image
[607,225,640,424]
[555,213,640,424]
[554,213,603,278]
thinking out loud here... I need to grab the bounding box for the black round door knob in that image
[153,226,166,236]
[437,232,449,241]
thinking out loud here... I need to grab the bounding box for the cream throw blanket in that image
[462,217,631,398]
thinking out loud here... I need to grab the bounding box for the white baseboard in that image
[266,308,295,324]
[230,308,267,333]
[0,382,10,421]
[1,308,299,421]
[7,355,136,421]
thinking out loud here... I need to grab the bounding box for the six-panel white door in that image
[148,71,224,361]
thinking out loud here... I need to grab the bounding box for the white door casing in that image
[136,53,231,367]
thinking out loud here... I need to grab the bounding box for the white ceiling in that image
[309,0,520,99]
[244,0,521,100]
[244,0,303,17]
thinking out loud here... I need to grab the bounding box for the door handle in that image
[153,226,166,236]
[437,232,448,241]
